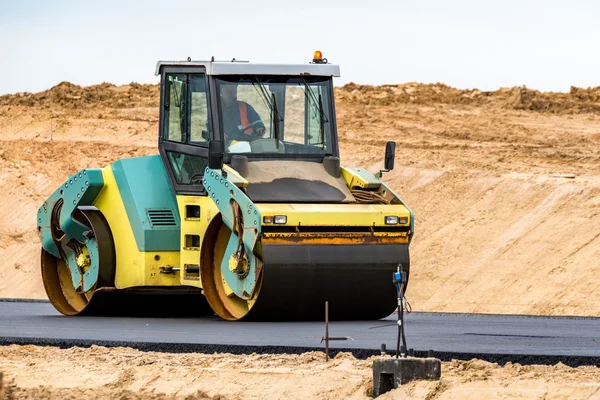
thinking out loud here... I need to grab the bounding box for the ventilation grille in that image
[147,209,177,228]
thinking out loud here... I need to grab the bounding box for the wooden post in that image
[0,371,4,398]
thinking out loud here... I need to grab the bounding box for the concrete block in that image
[373,357,441,397]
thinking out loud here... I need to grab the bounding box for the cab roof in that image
[155,60,340,77]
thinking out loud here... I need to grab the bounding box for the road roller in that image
[37,52,414,321]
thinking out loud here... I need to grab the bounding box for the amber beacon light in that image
[312,50,327,64]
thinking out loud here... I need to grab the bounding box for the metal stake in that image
[325,301,329,361]
[321,301,352,362]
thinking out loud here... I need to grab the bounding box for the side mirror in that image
[208,140,224,170]
[384,141,396,171]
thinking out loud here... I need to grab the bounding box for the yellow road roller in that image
[37,52,414,321]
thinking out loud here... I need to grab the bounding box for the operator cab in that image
[156,53,340,195]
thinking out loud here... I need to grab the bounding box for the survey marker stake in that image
[321,301,353,361]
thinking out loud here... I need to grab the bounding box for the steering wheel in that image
[227,126,264,142]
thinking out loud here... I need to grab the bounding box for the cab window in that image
[163,73,209,145]
[166,152,207,185]
[215,76,334,156]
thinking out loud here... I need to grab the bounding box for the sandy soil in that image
[0,345,598,400]
[1,82,600,315]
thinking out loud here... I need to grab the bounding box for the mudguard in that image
[37,168,104,291]
[204,166,262,299]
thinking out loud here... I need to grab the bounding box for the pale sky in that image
[1,0,599,95]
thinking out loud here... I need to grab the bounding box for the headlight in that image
[274,215,287,224]
[385,216,399,225]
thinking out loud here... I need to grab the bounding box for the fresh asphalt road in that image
[1,300,599,365]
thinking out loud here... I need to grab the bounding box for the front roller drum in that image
[201,222,263,321]
[201,219,409,321]
[247,241,409,321]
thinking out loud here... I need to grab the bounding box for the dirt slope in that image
[0,82,599,315]
[335,84,600,315]
[1,345,600,399]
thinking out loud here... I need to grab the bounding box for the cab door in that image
[158,67,219,284]
[159,67,214,195]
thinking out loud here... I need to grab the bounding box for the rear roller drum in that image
[41,209,115,315]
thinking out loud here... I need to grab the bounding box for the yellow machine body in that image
[90,165,411,290]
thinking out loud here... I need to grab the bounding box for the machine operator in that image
[220,85,266,141]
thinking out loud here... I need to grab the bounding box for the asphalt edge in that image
[0,337,598,368]
[0,298,49,303]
